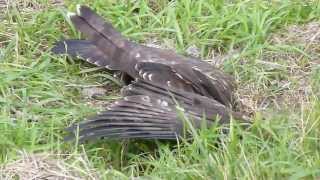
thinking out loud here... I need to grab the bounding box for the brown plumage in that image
[52,5,249,141]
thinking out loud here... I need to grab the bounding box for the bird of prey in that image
[52,5,249,141]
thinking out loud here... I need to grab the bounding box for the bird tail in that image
[52,5,132,70]
[51,40,113,67]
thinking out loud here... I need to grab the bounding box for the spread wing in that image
[65,95,184,141]
[66,92,220,141]
[66,63,247,141]
[51,5,249,141]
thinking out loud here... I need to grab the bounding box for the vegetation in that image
[1,0,319,179]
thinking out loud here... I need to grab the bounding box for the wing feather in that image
[51,40,111,67]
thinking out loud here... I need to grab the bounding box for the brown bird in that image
[52,5,249,141]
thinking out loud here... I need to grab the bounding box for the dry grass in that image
[81,85,120,110]
[1,1,320,179]
[0,0,64,49]
[1,150,99,180]
[236,21,320,115]
[273,21,320,61]
[0,0,64,13]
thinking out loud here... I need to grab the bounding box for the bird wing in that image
[191,67,233,107]
[52,5,235,106]
[65,63,246,141]
[52,6,248,141]
[65,94,184,141]
[133,61,233,106]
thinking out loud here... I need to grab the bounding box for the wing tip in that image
[51,41,66,54]
[76,4,92,17]
[67,12,76,19]
[76,4,82,16]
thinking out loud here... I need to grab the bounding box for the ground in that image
[0,0,320,179]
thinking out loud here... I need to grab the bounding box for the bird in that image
[52,5,249,141]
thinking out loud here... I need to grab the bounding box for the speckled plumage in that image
[52,5,249,141]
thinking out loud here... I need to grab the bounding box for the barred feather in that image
[50,5,250,141]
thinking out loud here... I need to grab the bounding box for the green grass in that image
[1,0,320,179]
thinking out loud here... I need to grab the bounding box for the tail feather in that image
[67,10,131,71]
[51,40,111,67]
[76,5,126,48]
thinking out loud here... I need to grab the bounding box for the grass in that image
[1,0,320,179]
